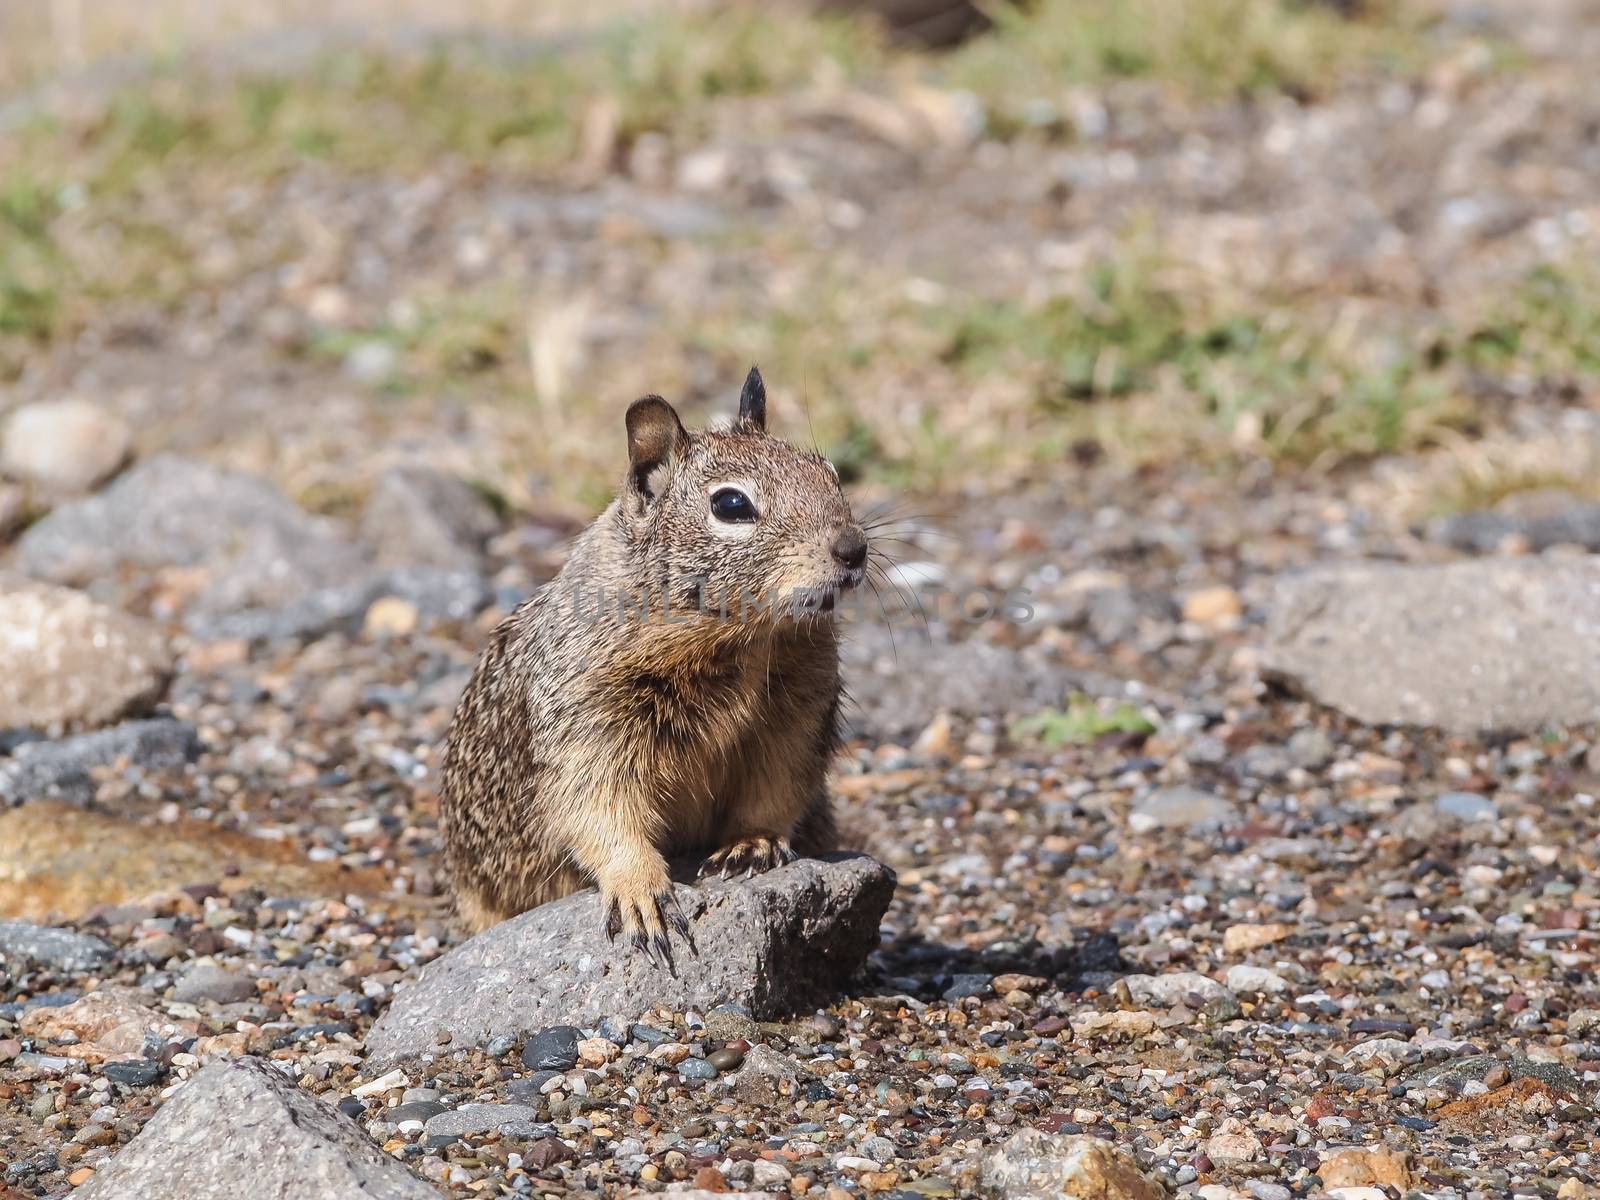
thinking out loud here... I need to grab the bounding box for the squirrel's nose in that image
[830,525,867,571]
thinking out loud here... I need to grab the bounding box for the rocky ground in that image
[4,1,1600,1198]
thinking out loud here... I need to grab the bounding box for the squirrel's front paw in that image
[700,835,796,880]
[600,862,694,972]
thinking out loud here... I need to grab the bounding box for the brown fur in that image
[439,370,862,961]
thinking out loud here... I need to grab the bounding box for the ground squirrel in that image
[440,369,868,964]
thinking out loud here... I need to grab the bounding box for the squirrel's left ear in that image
[737,366,766,432]
[626,395,688,501]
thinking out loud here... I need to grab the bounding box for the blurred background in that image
[2,0,1595,531]
[4,7,1600,1193]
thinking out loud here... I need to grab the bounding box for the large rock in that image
[76,1057,437,1200]
[1262,558,1600,734]
[0,585,172,734]
[981,1130,1163,1199]
[0,719,200,805]
[0,399,130,493]
[11,456,488,639]
[0,920,113,971]
[12,455,356,616]
[361,465,501,569]
[366,853,894,1066]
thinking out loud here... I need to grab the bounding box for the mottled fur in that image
[440,370,864,962]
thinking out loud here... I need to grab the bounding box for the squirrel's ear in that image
[625,395,688,499]
[737,366,766,432]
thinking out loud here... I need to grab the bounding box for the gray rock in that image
[0,921,113,971]
[1262,558,1600,734]
[521,1026,579,1071]
[981,1129,1163,1199]
[729,1044,800,1105]
[1431,504,1600,554]
[361,466,500,569]
[13,456,358,616]
[1434,791,1496,823]
[0,399,130,494]
[1121,972,1228,1006]
[75,1056,436,1200]
[1225,965,1290,995]
[1286,727,1335,770]
[678,1056,718,1080]
[423,1103,542,1138]
[1128,786,1236,834]
[839,624,1071,740]
[0,583,172,734]
[0,719,201,806]
[366,853,894,1066]
[188,565,487,642]
[1404,1054,1583,1095]
[171,963,256,1005]
[389,1100,449,1124]
[860,1135,897,1164]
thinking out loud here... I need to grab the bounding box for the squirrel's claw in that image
[599,880,695,967]
[604,897,624,942]
[701,835,796,880]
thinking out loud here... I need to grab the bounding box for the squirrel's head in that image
[618,367,867,622]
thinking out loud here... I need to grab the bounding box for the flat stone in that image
[0,585,172,735]
[521,1026,579,1071]
[1222,922,1293,956]
[981,1129,1163,1199]
[1225,965,1290,995]
[1435,791,1496,823]
[18,988,172,1063]
[366,853,894,1066]
[101,1058,164,1087]
[423,1103,542,1138]
[171,963,256,1005]
[1129,786,1236,834]
[0,921,113,972]
[0,399,130,493]
[0,719,200,806]
[75,1057,436,1199]
[1122,972,1228,1006]
[1262,558,1600,734]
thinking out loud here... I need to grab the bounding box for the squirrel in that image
[439,368,868,966]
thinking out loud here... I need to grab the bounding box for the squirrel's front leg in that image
[562,781,694,970]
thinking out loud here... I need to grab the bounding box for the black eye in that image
[710,487,757,523]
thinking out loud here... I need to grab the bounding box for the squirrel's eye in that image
[710,487,757,523]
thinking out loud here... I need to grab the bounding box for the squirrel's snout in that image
[830,525,868,572]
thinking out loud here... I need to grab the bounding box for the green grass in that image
[1463,264,1600,383]
[0,179,63,348]
[943,0,1432,133]
[8,9,884,186]
[0,6,885,378]
[1011,696,1156,747]
[930,252,1475,466]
